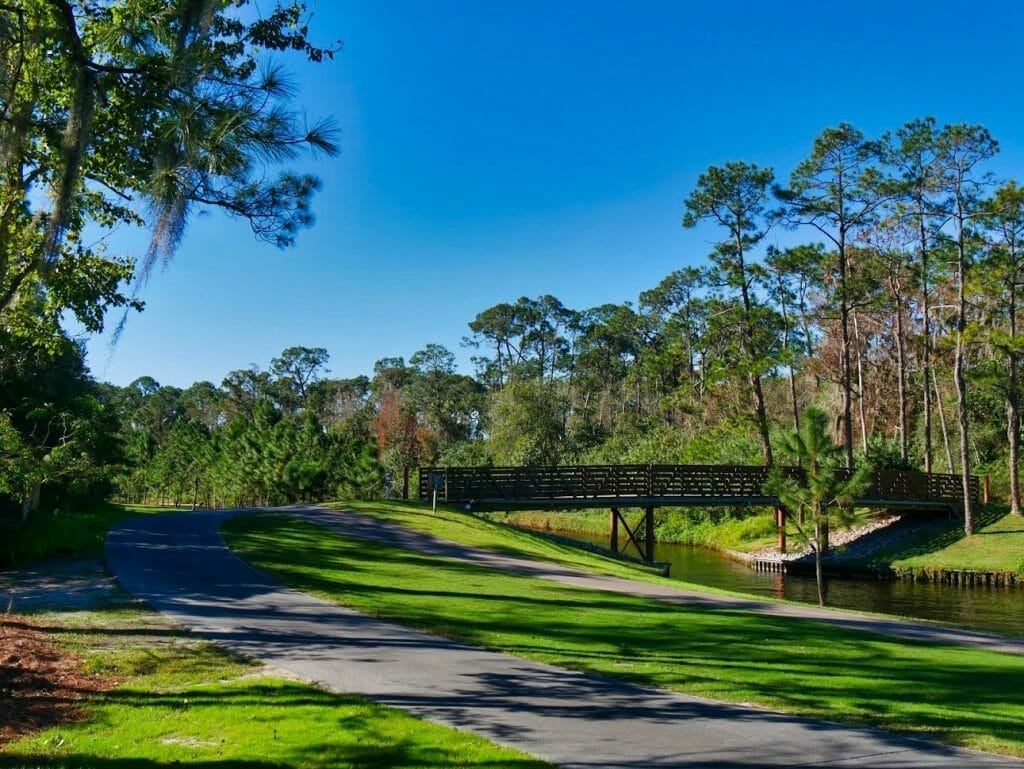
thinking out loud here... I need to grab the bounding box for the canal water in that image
[544,529,1024,638]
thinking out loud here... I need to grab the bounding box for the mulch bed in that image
[0,616,115,745]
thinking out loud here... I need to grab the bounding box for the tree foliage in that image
[763,408,870,605]
[0,0,338,340]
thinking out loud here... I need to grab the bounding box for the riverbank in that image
[491,507,779,551]
[492,505,1024,583]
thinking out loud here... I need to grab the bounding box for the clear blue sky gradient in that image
[82,0,1024,387]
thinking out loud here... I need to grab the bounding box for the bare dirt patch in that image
[0,615,116,745]
[0,557,133,614]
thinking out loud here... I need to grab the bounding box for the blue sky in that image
[82,0,1024,387]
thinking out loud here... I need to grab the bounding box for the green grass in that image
[225,513,1024,759]
[0,503,190,570]
[873,508,1024,575]
[326,500,669,581]
[1,588,551,768]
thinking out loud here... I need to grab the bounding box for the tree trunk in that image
[1008,382,1021,516]
[853,311,869,455]
[736,236,772,467]
[919,200,933,474]
[954,204,975,535]
[893,296,909,462]
[839,246,854,468]
[20,480,42,524]
[789,367,800,435]
[778,285,801,432]
[750,372,773,467]
[1008,282,1021,515]
[955,334,973,532]
[934,371,955,473]
[813,533,825,607]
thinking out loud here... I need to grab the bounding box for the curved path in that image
[106,508,1023,769]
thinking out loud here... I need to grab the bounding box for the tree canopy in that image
[0,0,339,342]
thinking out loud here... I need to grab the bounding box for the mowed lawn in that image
[854,505,1024,577]
[224,513,1024,759]
[887,510,1024,574]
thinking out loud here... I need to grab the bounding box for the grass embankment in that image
[858,506,1024,576]
[491,507,778,552]
[225,513,1024,758]
[326,500,669,581]
[0,503,188,570]
[1,578,551,767]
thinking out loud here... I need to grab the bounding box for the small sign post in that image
[430,471,444,513]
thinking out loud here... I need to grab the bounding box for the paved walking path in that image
[105,509,1024,768]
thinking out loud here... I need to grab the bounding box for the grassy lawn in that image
[325,500,670,582]
[862,506,1024,575]
[0,503,188,570]
[1,578,551,768]
[225,513,1024,759]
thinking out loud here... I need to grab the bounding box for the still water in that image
[545,529,1024,638]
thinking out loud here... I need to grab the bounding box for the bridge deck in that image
[418,464,977,512]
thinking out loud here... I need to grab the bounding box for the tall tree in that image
[982,182,1024,516]
[884,118,945,472]
[270,345,329,411]
[765,245,822,432]
[870,221,918,463]
[936,124,997,534]
[776,124,888,467]
[683,161,777,465]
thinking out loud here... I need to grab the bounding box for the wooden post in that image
[775,506,786,553]
[402,467,409,500]
[983,474,991,505]
[610,508,619,553]
[645,506,655,562]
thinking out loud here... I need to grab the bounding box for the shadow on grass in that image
[221,515,1024,757]
[0,682,552,769]
[856,506,1009,565]
[0,670,1003,768]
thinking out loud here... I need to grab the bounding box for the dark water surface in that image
[544,528,1024,638]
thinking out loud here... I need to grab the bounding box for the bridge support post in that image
[775,506,786,553]
[645,506,655,562]
[610,508,619,553]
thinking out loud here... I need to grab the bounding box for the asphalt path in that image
[105,508,1024,768]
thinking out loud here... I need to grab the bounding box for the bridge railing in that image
[418,464,979,509]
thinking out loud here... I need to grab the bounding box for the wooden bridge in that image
[418,464,981,562]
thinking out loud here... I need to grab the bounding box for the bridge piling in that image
[645,507,655,562]
[775,506,787,553]
[610,508,619,553]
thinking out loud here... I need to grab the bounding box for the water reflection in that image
[547,529,1024,638]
